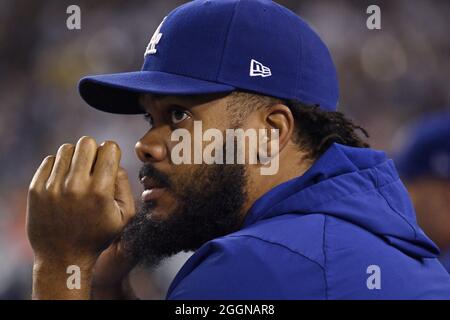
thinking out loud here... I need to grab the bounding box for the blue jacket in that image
[166,143,450,299]
[440,252,450,274]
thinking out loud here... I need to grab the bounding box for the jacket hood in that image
[243,143,439,258]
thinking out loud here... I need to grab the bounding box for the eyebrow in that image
[139,94,193,115]
[139,92,226,112]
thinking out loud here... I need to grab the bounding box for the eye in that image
[170,108,190,124]
[143,113,154,129]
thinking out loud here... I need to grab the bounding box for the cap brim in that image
[78,71,235,114]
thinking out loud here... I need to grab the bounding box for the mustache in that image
[138,163,172,189]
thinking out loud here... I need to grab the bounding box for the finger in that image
[29,155,56,192]
[68,136,97,183]
[114,167,135,223]
[46,144,75,191]
[92,141,121,194]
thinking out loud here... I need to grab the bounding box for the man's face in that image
[122,93,248,266]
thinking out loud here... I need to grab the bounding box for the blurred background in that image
[0,0,449,299]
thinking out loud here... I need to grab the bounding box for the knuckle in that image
[90,187,108,202]
[79,135,95,143]
[101,140,121,153]
[64,182,79,196]
[58,143,74,154]
[44,155,56,163]
[28,182,36,192]
[28,184,40,197]
[45,178,59,191]
[45,184,60,200]
[78,136,97,149]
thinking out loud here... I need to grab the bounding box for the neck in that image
[241,149,313,223]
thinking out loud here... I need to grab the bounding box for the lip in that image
[140,176,166,202]
[141,188,165,202]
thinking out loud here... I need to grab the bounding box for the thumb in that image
[114,167,135,224]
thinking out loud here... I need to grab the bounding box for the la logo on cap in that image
[144,17,167,57]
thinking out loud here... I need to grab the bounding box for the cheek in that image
[168,163,198,186]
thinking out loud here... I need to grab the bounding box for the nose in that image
[135,131,167,163]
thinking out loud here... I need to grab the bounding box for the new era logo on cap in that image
[250,59,272,78]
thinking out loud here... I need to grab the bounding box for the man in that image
[27,0,450,299]
[395,113,450,273]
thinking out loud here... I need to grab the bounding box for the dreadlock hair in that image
[226,91,370,161]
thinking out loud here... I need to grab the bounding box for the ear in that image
[263,104,295,153]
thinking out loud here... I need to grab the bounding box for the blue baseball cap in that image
[395,112,450,181]
[79,0,339,114]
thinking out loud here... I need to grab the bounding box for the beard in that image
[121,162,248,268]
